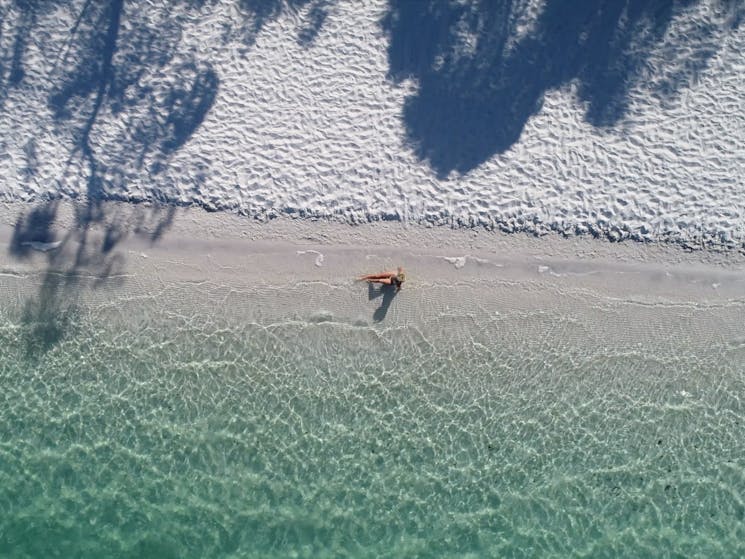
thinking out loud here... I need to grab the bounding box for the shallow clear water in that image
[1,277,744,558]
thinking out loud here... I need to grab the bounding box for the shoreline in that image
[1,199,744,355]
[3,199,745,279]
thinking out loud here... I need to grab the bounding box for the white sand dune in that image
[0,0,743,248]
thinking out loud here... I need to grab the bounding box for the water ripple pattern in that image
[1,277,744,558]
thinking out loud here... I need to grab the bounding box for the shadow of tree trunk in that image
[9,200,177,360]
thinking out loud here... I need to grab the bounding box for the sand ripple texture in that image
[0,0,744,246]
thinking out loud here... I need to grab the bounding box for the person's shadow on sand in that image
[368,282,398,322]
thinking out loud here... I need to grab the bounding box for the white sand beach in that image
[1,0,744,248]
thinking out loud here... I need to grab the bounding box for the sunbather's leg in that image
[359,272,394,281]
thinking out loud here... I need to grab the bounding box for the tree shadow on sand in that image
[2,0,335,198]
[382,0,743,177]
[45,0,218,204]
[231,0,334,47]
[0,0,63,110]
[9,200,176,361]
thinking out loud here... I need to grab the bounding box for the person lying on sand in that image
[358,267,406,291]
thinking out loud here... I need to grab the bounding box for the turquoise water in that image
[1,279,744,558]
